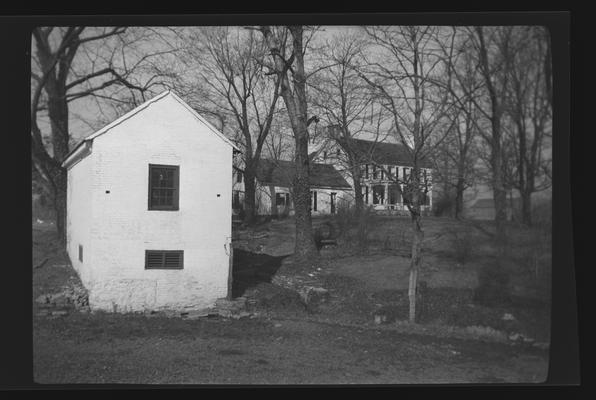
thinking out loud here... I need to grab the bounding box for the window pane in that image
[151,189,160,206]
[151,169,161,186]
[164,191,173,206]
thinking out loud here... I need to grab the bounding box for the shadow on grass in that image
[232,249,287,298]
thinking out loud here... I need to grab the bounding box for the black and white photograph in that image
[21,13,578,386]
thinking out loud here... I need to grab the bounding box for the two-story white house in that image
[61,90,238,313]
[311,136,434,215]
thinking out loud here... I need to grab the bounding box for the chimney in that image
[326,124,342,138]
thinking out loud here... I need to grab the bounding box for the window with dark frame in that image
[310,190,317,211]
[148,164,179,210]
[423,191,431,206]
[236,170,243,183]
[78,245,83,262]
[145,250,184,269]
[276,192,289,207]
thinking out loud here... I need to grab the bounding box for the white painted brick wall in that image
[66,152,94,288]
[67,94,233,312]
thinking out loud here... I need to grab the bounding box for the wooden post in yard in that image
[227,237,234,300]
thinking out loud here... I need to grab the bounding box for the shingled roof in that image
[255,159,351,189]
[349,138,433,168]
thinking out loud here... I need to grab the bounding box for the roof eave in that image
[61,140,92,169]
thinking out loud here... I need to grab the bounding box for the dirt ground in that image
[33,312,548,384]
[32,217,551,384]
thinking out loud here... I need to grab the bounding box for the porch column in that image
[384,182,389,209]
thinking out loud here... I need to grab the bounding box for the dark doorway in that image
[389,184,401,205]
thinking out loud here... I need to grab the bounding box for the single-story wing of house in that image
[233,158,353,216]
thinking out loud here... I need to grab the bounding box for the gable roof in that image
[255,159,352,190]
[62,90,238,169]
[349,138,433,168]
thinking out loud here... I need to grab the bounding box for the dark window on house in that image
[373,185,384,205]
[403,187,412,205]
[389,185,401,204]
[365,186,369,203]
[422,191,430,206]
[233,190,241,209]
[365,164,369,179]
[148,164,179,210]
[323,151,327,160]
[388,166,393,179]
[403,167,410,182]
[276,192,289,207]
[236,171,243,183]
[381,166,384,180]
[78,245,83,262]
[373,165,378,179]
[310,191,317,211]
[336,148,341,156]
[145,250,184,269]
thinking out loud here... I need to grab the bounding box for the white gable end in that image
[62,90,237,169]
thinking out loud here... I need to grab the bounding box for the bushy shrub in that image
[532,199,552,228]
[333,204,375,253]
[433,194,454,217]
[522,225,552,301]
[474,262,511,307]
[446,227,474,264]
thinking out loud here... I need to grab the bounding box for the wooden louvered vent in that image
[145,250,184,269]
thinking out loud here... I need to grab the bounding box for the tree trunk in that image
[52,169,68,245]
[350,162,367,251]
[521,189,532,226]
[351,163,364,215]
[259,25,319,261]
[45,76,71,245]
[454,176,465,219]
[408,208,424,323]
[293,128,318,260]
[492,167,508,240]
[242,167,257,225]
[475,26,508,243]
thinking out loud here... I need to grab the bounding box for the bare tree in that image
[31,27,174,243]
[432,28,485,219]
[176,27,283,225]
[258,25,319,261]
[502,26,552,225]
[309,33,375,218]
[360,26,455,322]
[468,26,515,241]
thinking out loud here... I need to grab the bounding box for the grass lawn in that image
[32,216,551,384]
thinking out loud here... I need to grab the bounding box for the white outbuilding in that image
[61,90,238,313]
